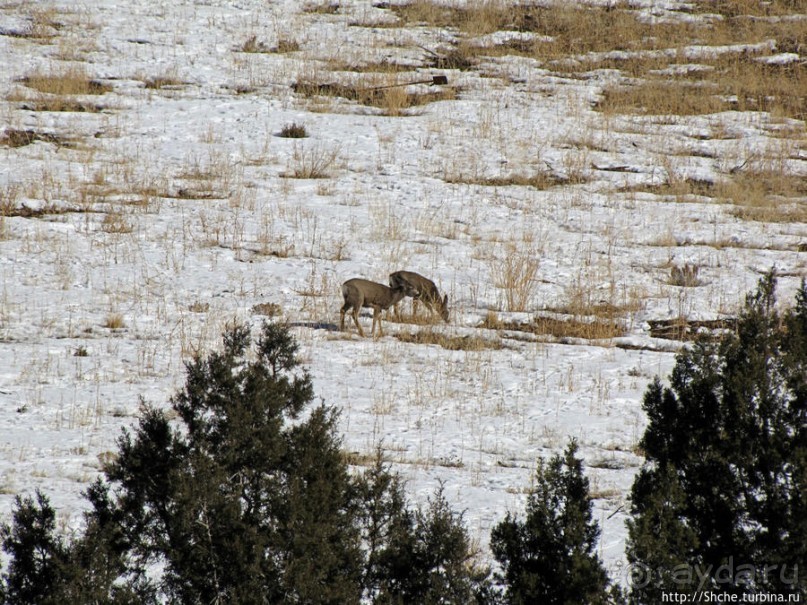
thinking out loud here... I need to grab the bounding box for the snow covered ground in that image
[1,0,805,582]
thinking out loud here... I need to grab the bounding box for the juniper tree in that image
[1,322,492,604]
[627,274,807,602]
[490,439,614,605]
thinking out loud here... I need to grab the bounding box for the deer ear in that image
[443,294,448,306]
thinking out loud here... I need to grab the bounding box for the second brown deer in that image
[389,270,449,323]
[340,278,413,338]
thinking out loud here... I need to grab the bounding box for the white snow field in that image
[1,0,805,583]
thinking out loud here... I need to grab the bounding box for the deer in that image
[340,278,414,338]
[389,270,449,324]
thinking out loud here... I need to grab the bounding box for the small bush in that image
[278,122,308,138]
[239,35,270,53]
[668,263,702,287]
[283,142,340,179]
[103,313,125,330]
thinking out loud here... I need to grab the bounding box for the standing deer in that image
[340,278,413,338]
[389,270,449,323]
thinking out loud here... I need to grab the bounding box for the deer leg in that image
[372,308,383,338]
[421,299,434,321]
[351,309,365,337]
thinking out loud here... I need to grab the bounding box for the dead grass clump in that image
[0,203,69,218]
[143,76,186,90]
[489,244,542,312]
[648,318,736,341]
[104,313,126,330]
[445,172,570,191]
[10,69,111,112]
[396,330,503,351]
[391,1,528,37]
[668,264,703,287]
[521,5,661,59]
[239,35,272,53]
[423,43,478,71]
[729,203,807,224]
[21,70,111,96]
[0,129,71,148]
[539,316,626,340]
[596,81,725,117]
[278,122,308,138]
[188,302,210,313]
[291,78,456,115]
[239,36,300,53]
[690,0,806,18]
[283,142,341,179]
[597,56,805,121]
[619,177,718,200]
[252,302,282,317]
[0,8,62,40]
[275,38,301,53]
[716,170,807,223]
[304,2,340,14]
[484,316,626,341]
[101,212,134,234]
[19,99,105,113]
[716,58,806,121]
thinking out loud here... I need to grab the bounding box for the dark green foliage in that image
[490,440,614,605]
[359,452,495,604]
[0,491,67,605]
[96,321,362,603]
[0,322,491,603]
[627,273,807,602]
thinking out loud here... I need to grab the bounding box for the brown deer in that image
[389,270,449,323]
[340,278,413,338]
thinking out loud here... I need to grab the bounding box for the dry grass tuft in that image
[445,172,574,190]
[143,75,187,90]
[668,264,703,287]
[396,330,503,351]
[103,313,126,330]
[0,129,73,149]
[486,239,544,312]
[239,35,272,53]
[101,212,134,234]
[292,77,456,115]
[252,302,282,317]
[283,142,341,179]
[648,317,736,341]
[9,68,111,112]
[20,69,111,96]
[304,2,340,14]
[719,169,807,222]
[0,8,62,40]
[481,315,627,341]
[278,122,308,138]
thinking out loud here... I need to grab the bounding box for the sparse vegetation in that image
[291,76,456,115]
[668,263,702,288]
[283,142,340,178]
[142,75,186,90]
[103,313,125,330]
[396,330,503,351]
[19,69,111,96]
[278,122,308,138]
